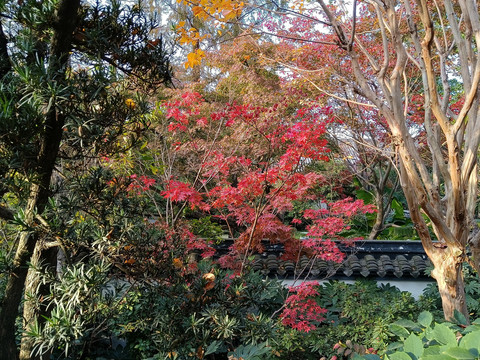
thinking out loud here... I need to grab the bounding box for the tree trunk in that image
[20,243,58,360]
[0,231,39,360]
[0,23,11,78]
[368,190,385,239]
[398,156,470,321]
[429,246,468,322]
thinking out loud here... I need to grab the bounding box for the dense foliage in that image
[354,311,480,360]
[274,280,423,359]
[27,257,287,359]
[25,265,428,359]
[3,0,480,358]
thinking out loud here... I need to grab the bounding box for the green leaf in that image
[141,154,153,161]
[355,189,374,204]
[228,343,270,360]
[460,331,480,356]
[396,319,419,329]
[463,325,480,334]
[354,355,381,360]
[423,345,442,356]
[453,310,468,326]
[205,340,223,356]
[387,342,404,351]
[388,352,413,360]
[443,347,476,359]
[418,311,433,328]
[404,333,424,358]
[391,198,405,220]
[390,324,410,338]
[432,323,457,346]
[421,355,455,360]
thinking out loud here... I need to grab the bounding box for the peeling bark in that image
[430,247,468,322]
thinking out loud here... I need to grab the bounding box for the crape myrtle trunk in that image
[0,1,80,358]
[399,159,470,323]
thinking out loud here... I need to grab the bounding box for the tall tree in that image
[301,0,480,321]
[0,1,81,357]
[0,1,171,358]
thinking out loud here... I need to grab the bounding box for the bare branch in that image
[347,0,357,51]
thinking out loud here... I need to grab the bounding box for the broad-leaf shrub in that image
[353,311,480,360]
[190,216,224,244]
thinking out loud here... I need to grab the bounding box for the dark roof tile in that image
[217,240,432,280]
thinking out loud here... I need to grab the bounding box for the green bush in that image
[27,259,132,359]
[30,256,290,359]
[190,216,224,243]
[274,280,423,359]
[27,267,429,359]
[117,262,287,359]
[353,311,480,360]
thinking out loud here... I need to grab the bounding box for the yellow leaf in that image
[184,48,205,68]
[185,53,197,68]
[192,6,203,16]
[179,35,190,45]
[125,98,136,109]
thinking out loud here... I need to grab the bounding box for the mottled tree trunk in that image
[429,246,468,322]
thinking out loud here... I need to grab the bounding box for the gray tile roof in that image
[240,240,432,280]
